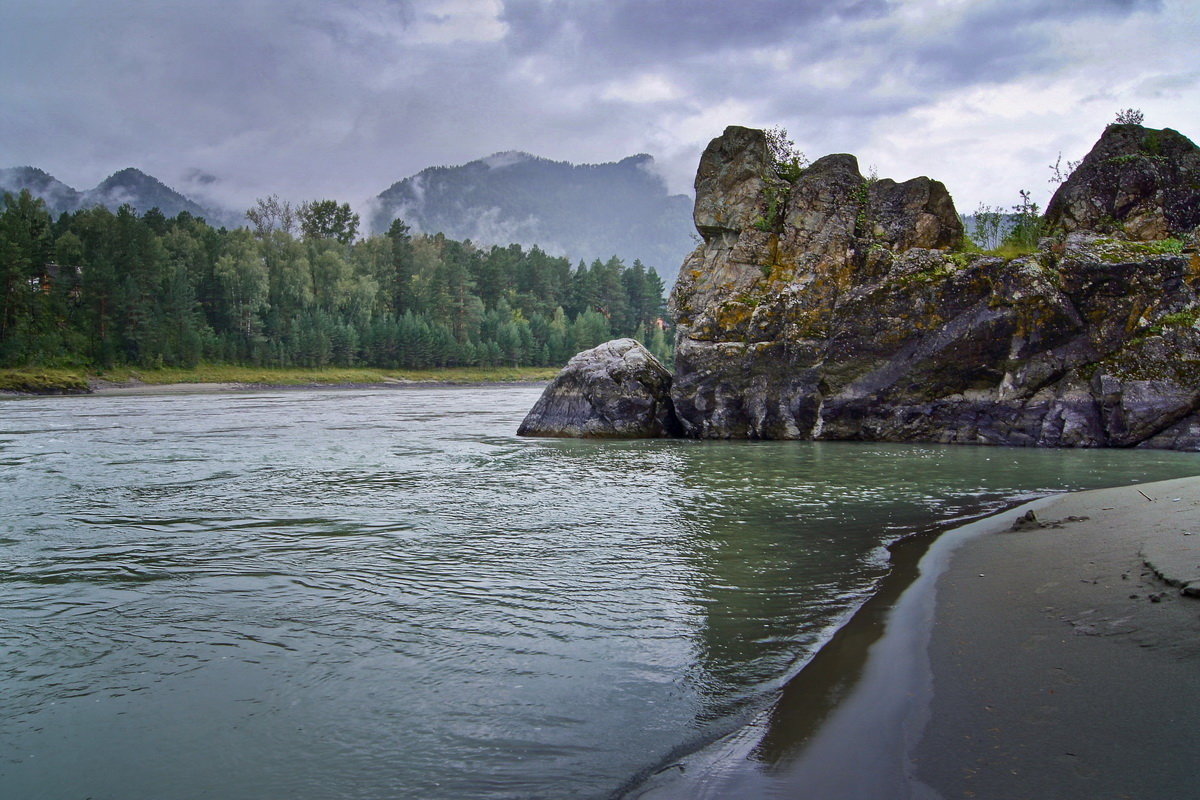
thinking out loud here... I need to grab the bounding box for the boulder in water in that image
[517,338,681,438]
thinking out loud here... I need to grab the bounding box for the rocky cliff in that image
[522,122,1200,450]
[1044,123,1200,240]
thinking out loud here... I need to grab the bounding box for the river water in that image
[1,385,1195,799]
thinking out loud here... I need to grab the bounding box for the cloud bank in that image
[1,0,1196,219]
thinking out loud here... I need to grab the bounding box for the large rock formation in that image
[668,124,1200,447]
[517,338,680,438]
[1045,123,1200,240]
[522,123,1200,450]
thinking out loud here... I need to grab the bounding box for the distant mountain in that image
[372,151,696,282]
[85,168,212,219]
[0,167,83,211]
[0,166,240,227]
[4,151,701,279]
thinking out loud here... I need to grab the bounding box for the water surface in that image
[1,385,1194,799]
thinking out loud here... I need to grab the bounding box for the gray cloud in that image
[0,0,1195,222]
[501,0,883,61]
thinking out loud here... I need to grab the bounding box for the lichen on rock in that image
[516,338,680,438]
[1044,123,1200,241]
[521,122,1200,450]
[667,124,1200,449]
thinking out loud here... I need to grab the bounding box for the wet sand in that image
[628,475,1200,800]
[87,381,251,395]
[914,475,1200,799]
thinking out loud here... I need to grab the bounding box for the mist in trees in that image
[0,190,673,371]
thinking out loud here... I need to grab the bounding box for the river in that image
[1,385,1195,799]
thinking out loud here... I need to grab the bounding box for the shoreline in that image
[626,475,1200,799]
[85,379,551,396]
[0,366,561,397]
[0,377,553,398]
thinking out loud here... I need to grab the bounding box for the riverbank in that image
[629,474,1200,799]
[0,365,559,396]
[914,474,1200,799]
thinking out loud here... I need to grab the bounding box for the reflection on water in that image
[0,386,1195,799]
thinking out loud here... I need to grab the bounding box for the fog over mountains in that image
[0,166,242,228]
[370,151,694,282]
[2,151,697,282]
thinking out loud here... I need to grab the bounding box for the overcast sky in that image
[3,0,1198,218]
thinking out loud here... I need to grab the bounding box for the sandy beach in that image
[86,381,253,395]
[914,475,1200,799]
[629,475,1200,800]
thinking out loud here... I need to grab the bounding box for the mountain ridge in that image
[371,151,694,281]
[3,149,698,279]
[0,165,238,226]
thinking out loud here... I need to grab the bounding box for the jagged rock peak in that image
[664,121,1200,449]
[692,125,772,241]
[671,125,963,350]
[1045,123,1200,241]
[517,338,680,438]
[689,124,962,253]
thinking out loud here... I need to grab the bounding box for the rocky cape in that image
[520,122,1200,450]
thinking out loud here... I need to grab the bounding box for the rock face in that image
[520,123,1200,449]
[517,338,680,438]
[1045,123,1200,240]
[667,124,1200,448]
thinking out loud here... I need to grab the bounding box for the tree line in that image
[0,191,673,371]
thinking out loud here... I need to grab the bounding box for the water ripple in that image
[1,386,1196,800]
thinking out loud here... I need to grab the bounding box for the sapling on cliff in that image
[1113,108,1145,125]
[764,126,808,182]
[1003,190,1043,253]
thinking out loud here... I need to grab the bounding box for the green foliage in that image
[0,364,563,392]
[999,189,1042,255]
[1048,152,1081,184]
[246,195,297,237]
[1146,308,1200,336]
[969,203,1005,250]
[1091,237,1186,262]
[893,261,960,286]
[0,367,89,394]
[0,198,673,374]
[1141,130,1165,156]
[853,170,879,236]
[945,250,976,268]
[961,191,1047,259]
[764,126,809,182]
[1104,153,1168,168]
[298,199,360,245]
[1113,108,1145,125]
[753,127,809,233]
[753,184,786,232]
[990,241,1041,260]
